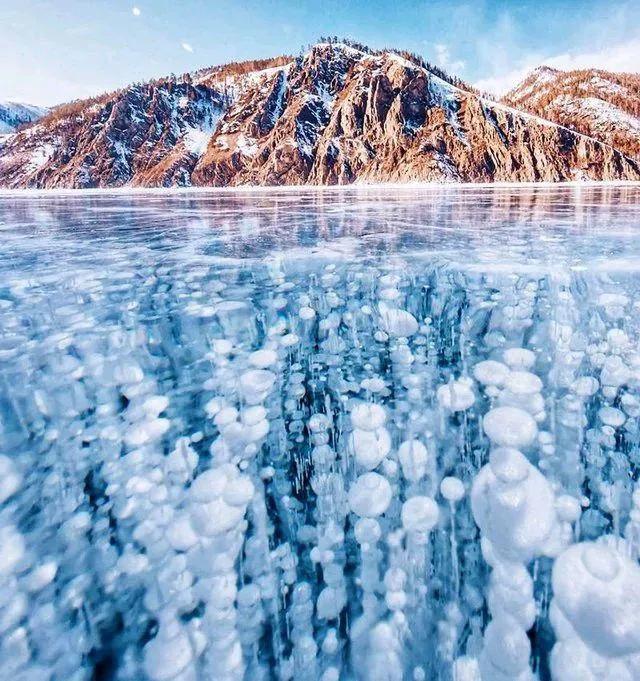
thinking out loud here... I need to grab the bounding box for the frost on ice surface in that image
[0,185,640,680]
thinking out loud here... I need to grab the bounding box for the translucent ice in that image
[1,188,640,681]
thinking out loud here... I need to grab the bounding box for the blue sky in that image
[2,0,639,106]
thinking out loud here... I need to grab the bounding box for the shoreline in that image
[1,179,639,197]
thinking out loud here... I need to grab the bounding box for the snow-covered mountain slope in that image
[1,42,638,188]
[504,66,640,160]
[0,100,48,133]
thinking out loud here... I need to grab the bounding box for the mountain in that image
[504,66,640,160]
[0,100,48,134]
[0,42,638,188]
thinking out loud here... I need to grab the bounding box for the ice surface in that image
[0,184,639,680]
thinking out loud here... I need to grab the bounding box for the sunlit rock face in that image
[0,186,639,680]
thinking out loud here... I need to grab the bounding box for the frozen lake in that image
[1,185,640,681]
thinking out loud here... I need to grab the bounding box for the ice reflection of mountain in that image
[1,185,640,681]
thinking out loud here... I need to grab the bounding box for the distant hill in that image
[0,100,48,134]
[504,66,640,160]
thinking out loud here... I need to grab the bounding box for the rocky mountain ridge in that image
[0,42,638,188]
[504,66,640,160]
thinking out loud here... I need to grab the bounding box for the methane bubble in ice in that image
[349,472,392,517]
[483,406,538,448]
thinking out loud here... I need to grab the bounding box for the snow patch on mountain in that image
[236,134,259,157]
[183,106,224,157]
[580,76,626,96]
[552,95,640,135]
[26,143,55,173]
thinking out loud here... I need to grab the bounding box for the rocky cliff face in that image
[504,66,640,160]
[1,43,638,188]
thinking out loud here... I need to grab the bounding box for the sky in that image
[1,0,639,106]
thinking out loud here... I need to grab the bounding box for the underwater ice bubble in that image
[473,360,510,386]
[482,407,538,449]
[308,413,331,433]
[572,376,599,398]
[503,348,536,370]
[239,369,276,404]
[241,405,267,426]
[248,349,278,368]
[241,419,270,446]
[503,371,543,396]
[607,328,629,351]
[190,466,234,501]
[480,615,532,680]
[351,403,386,431]
[472,448,557,562]
[437,379,475,411]
[401,496,440,534]
[321,629,339,655]
[223,476,255,506]
[350,427,391,470]
[600,355,630,389]
[379,273,401,286]
[317,586,346,620]
[398,439,429,482]
[555,495,582,523]
[621,393,640,417]
[384,567,407,593]
[143,620,195,681]
[280,333,300,347]
[348,473,392,518]
[0,525,25,578]
[124,418,171,447]
[0,455,22,504]
[378,308,419,338]
[24,560,58,592]
[440,477,465,503]
[597,292,629,319]
[598,406,626,428]
[166,515,199,552]
[354,518,382,546]
[299,306,316,320]
[380,287,401,302]
[552,541,640,658]
[212,338,233,355]
[214,407,238,429]
[117,550,149,576]
[452,657,481,681]
[204,397,223,418]
[487,562,536,630]
[321,669,340,681]
[361,377,387,394]
[112,360,145,385]
[140,395,170,418]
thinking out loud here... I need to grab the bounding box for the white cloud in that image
[432,43,466,74]
[181,42,194,53]
[475,38,640,96]
[131,6,141,17]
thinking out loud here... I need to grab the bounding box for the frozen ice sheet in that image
[0,185,640,680]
